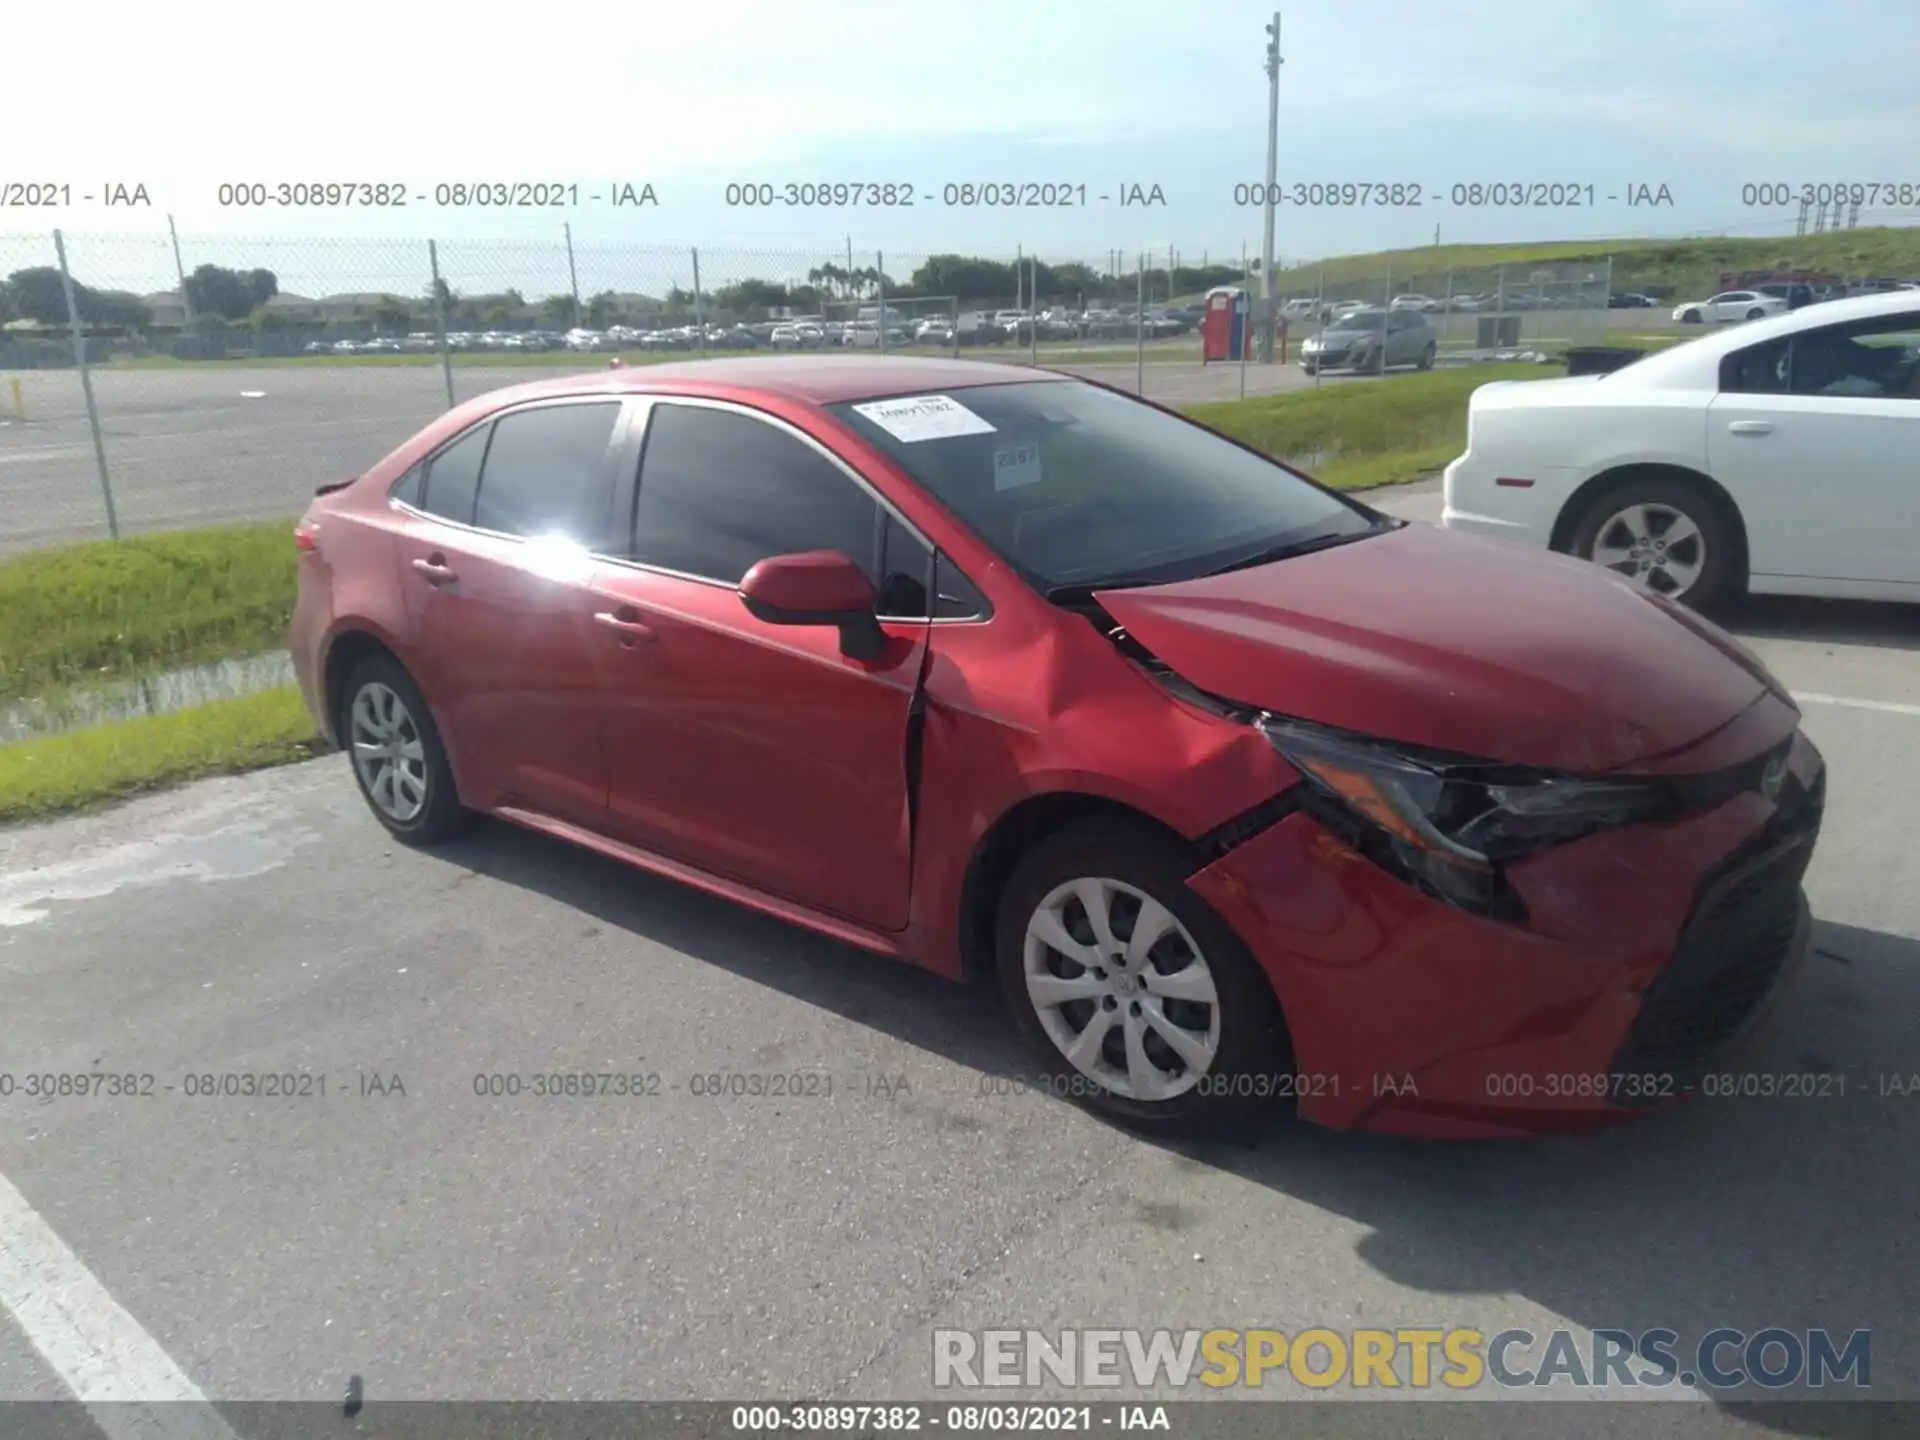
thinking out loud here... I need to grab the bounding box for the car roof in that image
[473,354,1070,408]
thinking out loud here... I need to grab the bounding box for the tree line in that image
[1,255,1250,332]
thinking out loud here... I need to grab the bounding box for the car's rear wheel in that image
[996,820,1291,1134]
[1745,308,1766,321]
[341,653,475,846]
[1566,476,1738,609]
[1681,308,1703,324]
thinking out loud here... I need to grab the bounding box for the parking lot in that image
[0,354,1371,555]
[2,478,1915,1431]
[0,299,1705,555]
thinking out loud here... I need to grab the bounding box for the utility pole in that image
[1259,11,1282,362]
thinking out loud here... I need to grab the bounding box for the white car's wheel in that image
[1567,478,1738,609]
[996,820,1292,1133]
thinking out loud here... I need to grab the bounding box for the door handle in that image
[1728,420,1774,436]
[410,556,459,585]
[594,608,657,643]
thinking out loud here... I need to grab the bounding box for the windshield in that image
[827,379,1374,590]
[1328,310,1385,330]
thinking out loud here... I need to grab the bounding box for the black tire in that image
[1417,341,1437,370]
[338,652,477,847]
[1301,362,1317,376]
[1745,308,1765,321]
[1564,475,1740,610]
[1681,308,1703,324]
[995,819,1293,1136]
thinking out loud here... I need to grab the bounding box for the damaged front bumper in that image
[1185,730,1825,1138]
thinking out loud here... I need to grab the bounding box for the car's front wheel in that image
[1417,341,1437,370]
[1680,308,1703,324]
[996,820,1291,1134]
[1566,476,1738,609]
[340,653,476,846]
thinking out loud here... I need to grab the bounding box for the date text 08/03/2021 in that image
[1226,180,1676,208]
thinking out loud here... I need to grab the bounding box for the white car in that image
[1390,294,1441,312]
[769,322,823,350]
[1672,291,1789,325]
[1441,290,1920,607]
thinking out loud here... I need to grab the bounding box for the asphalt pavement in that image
[0,354,1347,556]
[0,303,1665,556]
[2,481,1917,1436]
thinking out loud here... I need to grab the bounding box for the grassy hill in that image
[1264,225,1920,300]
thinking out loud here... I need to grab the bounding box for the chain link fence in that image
[11,226,1883,554]
[0,231,1266,553]
[1272,258,1620,370]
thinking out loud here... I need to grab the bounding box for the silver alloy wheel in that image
[1023,876,1222,1102]
[349,681,428,823]
[1590,502,1706,597]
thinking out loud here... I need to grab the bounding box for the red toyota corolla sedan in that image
[290,355,1824,1138]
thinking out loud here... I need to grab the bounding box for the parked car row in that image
[289,305,1228,360]
[1281,290,1614,323]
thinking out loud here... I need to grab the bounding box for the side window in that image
[1722,338,1791,395]
[471,402,622,544]
[419,423,491,526]
[934,552,991,619]
[389,463,424,508]
[630,404,881,584]
[876,514,933,619]
[1786,314,1920,400]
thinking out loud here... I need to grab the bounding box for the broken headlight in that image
[1258,715,1676,918]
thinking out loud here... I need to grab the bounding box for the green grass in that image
[1271,224,1920,302]
[0,520,296,703]
[1188,363,1557,490]
[0,686,323,823]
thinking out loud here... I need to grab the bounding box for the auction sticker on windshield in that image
[851,394,997,442]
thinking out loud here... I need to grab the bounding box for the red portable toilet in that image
[1201,286,1248,363]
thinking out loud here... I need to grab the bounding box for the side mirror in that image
[738,550,887,661]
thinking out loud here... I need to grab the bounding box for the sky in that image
[6,0,1919,296]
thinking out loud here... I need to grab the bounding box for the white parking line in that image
[1793,692,1920,718]
[0,448,92,463]
[0,1170,238,1438]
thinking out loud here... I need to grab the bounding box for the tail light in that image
[294,519,321,553]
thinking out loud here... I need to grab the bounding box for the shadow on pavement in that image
[1720,594,1920,654]
[440,820,1919,1431]
[435,820,1031,1083]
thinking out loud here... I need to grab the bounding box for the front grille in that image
[1609,760,1824,1101]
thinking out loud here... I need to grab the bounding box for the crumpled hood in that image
[1096,523,1772,772]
